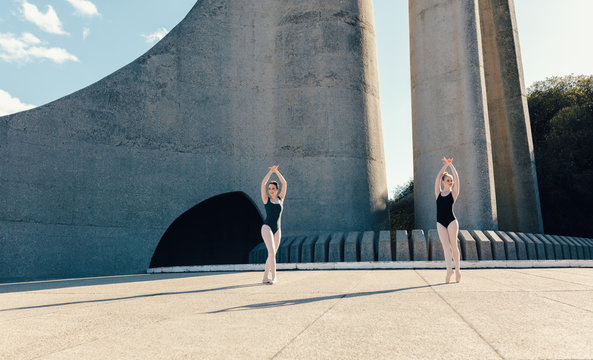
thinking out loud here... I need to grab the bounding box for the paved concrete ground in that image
[2,268,593,359]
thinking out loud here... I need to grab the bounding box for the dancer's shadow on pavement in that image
[206,283,445,314]
[0,283,262,312]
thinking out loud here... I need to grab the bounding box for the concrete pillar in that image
[410,0,498,231]
[478,0,543,233]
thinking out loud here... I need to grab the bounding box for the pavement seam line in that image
[510,269,593,288]
[414,269,506,360]
[270,278,364,359]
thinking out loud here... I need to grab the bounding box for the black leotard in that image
[263,197,283,234]
[436,192,456,228]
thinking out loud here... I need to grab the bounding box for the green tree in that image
[388,179,414,232]
[527,75,593,237]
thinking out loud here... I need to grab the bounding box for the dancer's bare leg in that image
[261,225,276,283]
[447,220,461,282]
[269,230,281,283]
[437,223,453,283]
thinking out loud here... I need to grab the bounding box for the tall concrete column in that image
[410,0,498,231]
[478,0,543,233]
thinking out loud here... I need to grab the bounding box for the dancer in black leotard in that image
[435,157,461,283]
[260,165,287,284]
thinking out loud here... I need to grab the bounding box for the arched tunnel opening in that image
[149,192,263,268]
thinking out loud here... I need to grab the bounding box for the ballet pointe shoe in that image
[446,270,453,284]
[455,271,461,283]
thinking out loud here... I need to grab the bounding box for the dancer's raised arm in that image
[275,168,287,199]
[261,168,274,203]
[449,162,460,201]
[435,158,450,199]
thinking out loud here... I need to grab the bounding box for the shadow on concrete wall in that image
[149,192,263,268]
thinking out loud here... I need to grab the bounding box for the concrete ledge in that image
[484,230,506,260]
[395,230,410,261]
[313,233,331,263]
[410,230,427,261]
[459,230,478,261]
[427,229,444,261]
[344,232,360,262]
[377,231,392,261]
[328,232,345,262]
[148,260,593,273]
[471,230,493,260]
[360,231,376,262]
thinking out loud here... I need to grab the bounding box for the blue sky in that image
[1,0,593,195]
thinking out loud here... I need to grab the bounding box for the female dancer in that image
[435,157,461,283]
[260,165,287,284]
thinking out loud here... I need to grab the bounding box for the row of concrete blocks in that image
[248,230,593,264]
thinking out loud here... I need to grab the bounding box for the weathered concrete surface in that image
[343,232,360,262]
[410,0,497,231]
[360,231,376,262]
[428,229,444,261]
[289,236,306,263]
[478,0,543,233]
[3,269,593,359]
[459,230,478,261]
[483,230,506,260]
[395,230,410,261]
[313,233,331,263]
[494,231,517,260]
[0,0,388,281]
[328,232,345,262]
[377,230,392,261]
[471,230,493,260]
[300,236,318,263]
[410,230,427,261]
[511,232,536,260]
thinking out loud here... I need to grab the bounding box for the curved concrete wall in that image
[0,0,388,281]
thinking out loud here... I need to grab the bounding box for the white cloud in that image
[0,32,79,64]
[21,0,69,35]
[82,27,90,40]
[65,0,100,17]
[0,89,36,116]
[141,27,169,43]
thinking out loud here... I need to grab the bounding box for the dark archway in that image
[149,192,263,268]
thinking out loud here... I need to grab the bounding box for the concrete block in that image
[550,235,571,259]
[561,236,579,259]
[565,237,584,259]
[579,237,593,259]
[344,232,361,262]
[534,234,561,260]
[395,230,410,261]
[470,230,493,260]
[495,231,518,260]
[360,231,376,262]
[458,230,478,261]
[410,230,427,261]
[483,231,506,260]
[300,235,318,263]
[570,237,591,259]
[568,236,586,260]
[277,236,296,263]
[521,233,550,260]
[248,242,265,264]
[377,231,393,261]
[328,232,345,262]
[289,236,307,263]
[314,233,332,263]
[509,232,536,260]
[427,229,444,261]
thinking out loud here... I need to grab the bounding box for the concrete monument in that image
[0,0,388,281]
[409,0,543,233]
